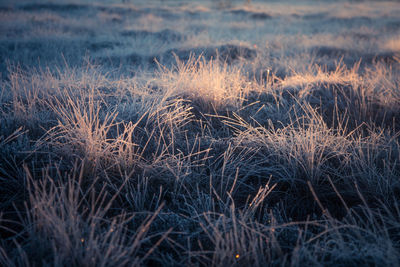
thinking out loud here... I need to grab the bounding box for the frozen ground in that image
[1,0,400,75]
[0,0,400,266]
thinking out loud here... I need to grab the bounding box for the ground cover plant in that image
[1,0,400,266]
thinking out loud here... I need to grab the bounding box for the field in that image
[1,0,400,265]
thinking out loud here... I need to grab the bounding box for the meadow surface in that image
[1,0,400,266]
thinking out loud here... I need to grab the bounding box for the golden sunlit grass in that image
[156,54,252,111]
[1,1,400,266]
[1,50,400,266]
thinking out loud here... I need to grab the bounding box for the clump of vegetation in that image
[1,0,400,266]
[1,53,399,266]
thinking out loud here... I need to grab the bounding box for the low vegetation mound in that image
[1,0,400,266]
